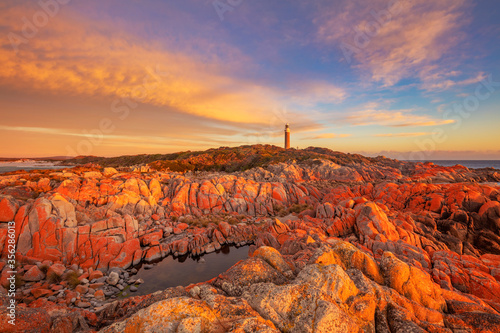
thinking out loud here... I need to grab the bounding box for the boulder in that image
[213,258,288,296]
[23,265,45,282]
[297,264,359,303]
[0,195,18,222]
[244,282,360,332]
[355,202,399,242]
[252,246,293,277]
[381,252,446,311]
[106,272,120,286]
[99,297,225,333]
[47,263,66,278]
[103,167,118,177]
[50,193,77,227]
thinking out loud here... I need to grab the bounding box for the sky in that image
[1,0,499,160]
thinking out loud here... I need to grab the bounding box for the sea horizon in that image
[1,157,499,174]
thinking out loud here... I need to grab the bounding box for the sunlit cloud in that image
[0,125,235,148]
[0,125,159,142]
[375,132,431,137]
[243,121,324,138]
[340,108,455,127]
[0,3,341,128]
[303,133,351,140]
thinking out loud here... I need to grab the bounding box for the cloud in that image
[243,120,325,139]
[419,71,487,91]
[313,0,472,89]
[0,2,340,128]
[288,81,347,106]
[375,132,431,137]
[303,133,351,140]
[0,124,248,154]
[340,107,455,127]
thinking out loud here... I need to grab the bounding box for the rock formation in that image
[0,145,499,332]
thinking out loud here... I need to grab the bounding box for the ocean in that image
[1,160,499,175]
[420,160,500,170]
[0,161,70,174]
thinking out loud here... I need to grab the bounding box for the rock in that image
[318,240,384,284]
[213,258,288,296]
[94,289,105,301]
[23,265,45,282]
[103,167,119,177]
[83,171,102,178]
[381,252,446,311]
[0,303,52,332]
[75,284,88,295]
[0,195,18,222]
[252,246,293,277]
[479,201,500,232]
[89,270,104,281]
[445,311,500,332]
[355,202,399,242]
[297,264,359,303]
[106,272,120,286]
[31,288,53,299]
[76,300,91,308]
[244,281,360,332]
[99,297,225,333]
[1,149,500,332]
[219,221,232,238]
[50,193,77,227]
[47,263,66,277]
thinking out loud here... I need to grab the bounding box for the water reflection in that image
[120,245,250,298]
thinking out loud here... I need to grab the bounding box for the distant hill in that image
[60,144,403,173]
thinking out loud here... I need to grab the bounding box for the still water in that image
[120,245,250,298]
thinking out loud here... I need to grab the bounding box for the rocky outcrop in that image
[0,153,499,332]
[93,241,500,332]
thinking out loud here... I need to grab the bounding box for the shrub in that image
[39,264,49,275]
[15,275,25,289]
[47,271,62,284]
[63,271,80,289]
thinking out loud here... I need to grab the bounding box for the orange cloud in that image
[375,132,431,137]
[303,133,351,140]
[0,3,344,127]
[341,107,455,127]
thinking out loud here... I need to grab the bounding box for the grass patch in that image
[15,275,25,289]
[274,203,313,217]
[39,264,49,275]
[63,271,81,289]
[180,213,246,228]
[286,203,313,214]
[47,271,62,284]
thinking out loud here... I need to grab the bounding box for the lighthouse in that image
[284,123,290,149]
